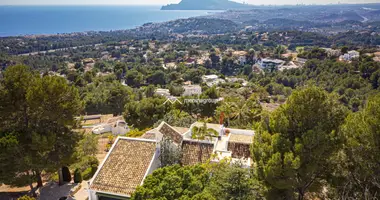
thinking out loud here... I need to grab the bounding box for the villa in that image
[202,74,225,87]
[258,58,285,69]
[340,50,360,61]
[88,121,255,199]
[182,85,202,96]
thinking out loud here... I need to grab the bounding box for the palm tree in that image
[216,101,235,126]
[191,121,218,163]
[230,97,262,128]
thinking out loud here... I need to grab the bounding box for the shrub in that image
[74,168,83,183]
[82,164,98,181]
[17,196,36,200]
[62,166,72,182]
[82,167,93,180]
[51,172,59,182]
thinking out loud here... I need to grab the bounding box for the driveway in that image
[39,182,76,200]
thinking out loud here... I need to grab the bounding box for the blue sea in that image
[0,6,214,37]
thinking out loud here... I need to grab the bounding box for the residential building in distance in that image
[79,115,130,135]
[226,77,248,86]
[340,50,360,61]
[202,74,225,87]
[258,58,285,69]
[232,51,248,65]
[182,85,202,96]
[322,48,341,57]
[155,88,171,97]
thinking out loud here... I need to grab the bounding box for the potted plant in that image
[225,129,230,136]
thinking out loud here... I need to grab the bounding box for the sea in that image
[0,6,215,37]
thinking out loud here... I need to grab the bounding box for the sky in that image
[0,0,379,5]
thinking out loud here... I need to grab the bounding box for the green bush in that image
[82,167,92,180]
[74,168,83,183]
[82,164,99,180]
[17,195,36,200]
[62,166,72,182]
[91,164,98,175]
[51,172,59,182]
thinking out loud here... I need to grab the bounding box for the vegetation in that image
[0,65,82,193]
[132,161,264,200]
[252,87,347,199]
[17,196,36,200]
[74,168,83,183]
[0,10,380,198]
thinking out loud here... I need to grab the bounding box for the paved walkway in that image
[39,182,76,200]
[73,181,89,200]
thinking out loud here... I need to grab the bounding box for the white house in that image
[155,88,171,97]
[91,117,130,135]
[258,58,285,69]
[202,75,225,87]
[202,74,218,82]
[182,85,202,96]
[340,50,360,61]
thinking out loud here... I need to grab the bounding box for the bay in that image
[0,6,213,37]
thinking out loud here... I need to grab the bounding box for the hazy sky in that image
[1,0,379,5]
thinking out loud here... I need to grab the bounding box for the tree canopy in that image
[252,86,347,199]
[0,65,82,191]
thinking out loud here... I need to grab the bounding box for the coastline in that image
[0,5,214,38]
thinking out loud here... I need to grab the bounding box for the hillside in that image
[161,0,251,10]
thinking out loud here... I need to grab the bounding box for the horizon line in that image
[1,2,380,6]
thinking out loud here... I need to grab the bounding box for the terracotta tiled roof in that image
[228,142,251,159]
[141,129,160,140]
[159,123,183,144]
[141,132,156,140]
[172,126,189,134]
[90,138,157,196]
[181,140,214,166]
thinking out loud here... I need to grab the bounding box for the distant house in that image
[182,85,202,96]
[373,52,380,62]
[155,88,171,97]
[322,48,341,57]
[202,75,225,87]
[82,58,95,65]
[162,62,177,70]
[226,77,248,87]
[296,57,308,65]
[258,58,285,69]
[88,137,160,200]
[185,58,196,66]
[278,61,301,71]
[83,115,130,135]
[340,50,360,61]
[202,74,218,82]
[232,51,248,65]
[252,64,264,74]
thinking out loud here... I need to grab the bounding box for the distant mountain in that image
[161,0,252,10]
